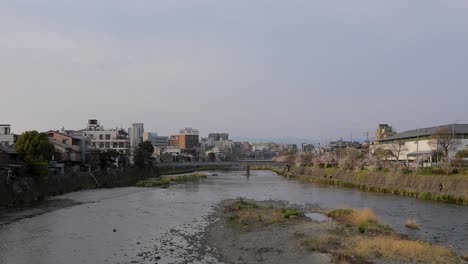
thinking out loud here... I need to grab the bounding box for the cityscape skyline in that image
[2,1,468,140]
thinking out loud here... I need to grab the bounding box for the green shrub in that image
[418,192,432,200]
[135,178,170,187]
[282,208,299,219]
[358,223,367,233]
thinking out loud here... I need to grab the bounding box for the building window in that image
[106,134,111,140]
[113,143,118,148]
[62,139,68,145]
[119,142,124,148]
[99,143,104,148]
[99,134,104,140]
[105,142,110,148]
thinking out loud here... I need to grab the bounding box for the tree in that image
[90,149,120,169]
[207,152,216,162]
[300,152,315,166]
[455,150,468,159]
[430,128,459,159]
[387,140,408,161]
[15,131,55,177]
[133,141,155,168]
[338,148,363,170]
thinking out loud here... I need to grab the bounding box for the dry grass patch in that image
[405,218,420,230]
[347,235,461,264]
[226,200,300,230]
[327,207,390,234]
[302,234,341,252]
[327,207,377,225]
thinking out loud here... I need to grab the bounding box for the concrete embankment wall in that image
[263,166,468,204]
[0,168,157,208]
[294,167,468,197]
[0,163,240,208]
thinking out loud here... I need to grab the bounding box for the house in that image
[0,124,16,146]
[46,130,91,163]
[0,145,24,179]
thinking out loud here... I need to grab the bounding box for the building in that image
[129,123,144,148]
[46,130,90,163]
[179,127,199,135]
[375,124,468,163]
[154,136,169,149]
[82,119,131,155]
[301,143,315,153]
[0,124,15,147]
[375,124,396,142]
[215,140,233,152]
[241,142,252,153]
[0,145,24,179]
[208,133,229,141]
[143,132,158,145]
[321,140,362,152]
[170,134,199,150]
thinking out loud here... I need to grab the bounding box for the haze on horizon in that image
[1,0,468,141]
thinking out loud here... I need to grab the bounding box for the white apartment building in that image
[0,124,15,146]
[82,119,131,155]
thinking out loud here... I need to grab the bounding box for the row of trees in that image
[297,128,466,174]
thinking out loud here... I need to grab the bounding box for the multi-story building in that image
[241,142,252,153]
[215,140,233,152]
[179,127,199,135]
[208,133,229,141]
[129,123,144,148]
[0,124,15,147]
[143,132,158,145]
[154,136,169,149]
[82,119,131,155]
[375,124,397,142]
[170,134,199,150]
[301,143,315,153]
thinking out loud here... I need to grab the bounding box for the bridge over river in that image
[155,160,289,170]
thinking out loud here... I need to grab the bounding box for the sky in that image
[1,0,468,142]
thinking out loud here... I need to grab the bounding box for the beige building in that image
[373,124,468,164]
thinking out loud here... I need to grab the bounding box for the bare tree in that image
[300,152,315,166]
[430,128,459,159]
[387,140,408,161]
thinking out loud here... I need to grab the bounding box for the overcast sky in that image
[1,1,468,141]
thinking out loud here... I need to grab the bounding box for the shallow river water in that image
[0,170,467,263]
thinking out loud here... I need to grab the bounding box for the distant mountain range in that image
[231,136,368,146]
[231,136,317,146]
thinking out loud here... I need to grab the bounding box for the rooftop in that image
[380,124,468,142]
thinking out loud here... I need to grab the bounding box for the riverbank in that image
[0,163,234,208]
[205,199,467,264]
[0,167,157,208]
[255,166,468,205]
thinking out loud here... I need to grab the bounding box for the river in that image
[0,170,467,263]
